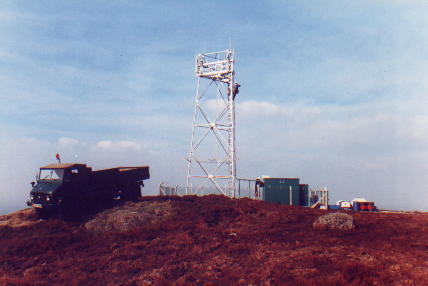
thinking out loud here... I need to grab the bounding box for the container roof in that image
[40,163,86,169]
[264,177,300,180]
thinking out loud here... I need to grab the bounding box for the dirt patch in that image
[0,208,40,227]
[1,195,428,285]
[84,200,175,233]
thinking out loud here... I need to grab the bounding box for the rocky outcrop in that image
[313,212,355,230]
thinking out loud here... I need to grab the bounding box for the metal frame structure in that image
[309,187,329,206]
[186,49,238,197]
[159,182,179,196]
[237,178,262,200]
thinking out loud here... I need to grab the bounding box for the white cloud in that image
[92,140,146,154]
[238,100,287,116]
[396,115,428,145]
[58,137,80,147]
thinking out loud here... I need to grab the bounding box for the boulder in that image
[313,212,355,230]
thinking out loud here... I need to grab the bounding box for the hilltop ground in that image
[0,195,427,285]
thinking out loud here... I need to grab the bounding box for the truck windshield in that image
[39,169,64,180]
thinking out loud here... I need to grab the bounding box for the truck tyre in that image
[120,184,140,202]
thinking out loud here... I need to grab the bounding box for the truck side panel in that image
[92,166,149,186]
[117,167,150,183]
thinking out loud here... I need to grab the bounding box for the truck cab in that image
[27,164,92,215]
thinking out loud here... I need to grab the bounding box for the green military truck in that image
[26,163,150,218]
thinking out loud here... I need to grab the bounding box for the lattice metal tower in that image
[186,49,239,197]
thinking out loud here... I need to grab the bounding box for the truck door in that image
[64,168,83,196]
[72,167,93,199]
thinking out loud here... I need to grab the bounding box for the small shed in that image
[263,178,300,206]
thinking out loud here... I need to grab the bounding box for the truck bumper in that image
[28,202,57,210]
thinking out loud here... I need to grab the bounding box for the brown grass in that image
[1,195,427,285]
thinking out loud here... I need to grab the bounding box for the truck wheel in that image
[122,185,140,202]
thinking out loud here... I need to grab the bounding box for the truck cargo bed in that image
[92,166,150,185]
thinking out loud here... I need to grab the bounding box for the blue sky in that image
[1,1,427,213]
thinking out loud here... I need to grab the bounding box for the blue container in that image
[299,184,309,206]
[353,202,360,211]
[329,205,342,210]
